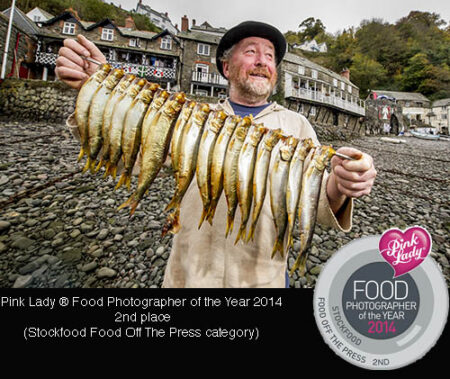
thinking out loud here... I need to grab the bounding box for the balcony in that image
[34,52,176,81]
[109,61,176,81]
[191,71,228,86]
[287,87,365,116]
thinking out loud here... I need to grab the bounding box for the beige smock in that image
[67,99,353,288]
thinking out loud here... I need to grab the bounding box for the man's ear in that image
[222,61,230,79]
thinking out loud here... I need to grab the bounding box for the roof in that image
[178,30,222,44]
[432,98,450,107]
[371,90,430,103]
[284,52,356,87]
[191,22,227,35]
[118,27,157,39]
[2,6,40,36]
[32,7,54,20]
[136,3,171,22]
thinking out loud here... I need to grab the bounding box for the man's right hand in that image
[55,35,107,90]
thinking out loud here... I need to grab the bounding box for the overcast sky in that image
[110,0,450,34]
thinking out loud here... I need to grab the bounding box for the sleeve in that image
[66,112,80,141]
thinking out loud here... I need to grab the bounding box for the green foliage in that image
[288,11,450,100]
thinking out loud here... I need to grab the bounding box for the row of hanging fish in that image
[74,64,336,275]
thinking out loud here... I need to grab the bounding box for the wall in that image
[0,79,77,123]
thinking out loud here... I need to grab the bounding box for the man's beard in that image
[228,66,277,103]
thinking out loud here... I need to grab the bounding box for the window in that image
[341,81,345,90]
[33,15,41,22]
[129,38,137,47]
[197,43,210,56]
[347,84,352,93]
[195,89,208,96]
[298,65,305,75]
[311,69,318,79]
[101,28,114,41]
[62,22,76,35]
[310,106,316,116]
[160,36,172,50]
[333,78,338,87]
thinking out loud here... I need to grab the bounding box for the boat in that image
[410,130,440,140]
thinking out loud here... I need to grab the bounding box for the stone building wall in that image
[0,79,77,123]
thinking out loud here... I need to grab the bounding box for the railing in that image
[35,52,176,81]
[109,61,176,80]
[35,52,57,66]
[288,87,365,116]
[191,71,228,86]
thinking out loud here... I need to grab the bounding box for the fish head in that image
[263,128,282,150]
[154,90,170,108]
[210,110,228,132]
[296,137,316,160]
[249,123,268,146]
[313,145,335,170]
[149,83,160,92]
[164,92,186,116]
[279,136,299,161]
[94,64,112,82]
[138,88,155,104]
[192,103,211,124]
[223,115,241,135]
[104,68,125,89]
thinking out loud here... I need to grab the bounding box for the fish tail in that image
[271,238,284,259]
[246,223,256,243]
[162,208,181,237]
[234,224,247,245]
[206,200,218,225]
[82,157,91,174]
[289,253,307,277]
[117,193,139,215]
[115,171,129,191]
[95,158,104,173]
[103,162,110,178]
[126,175,132,191]
[89,159,97,174]
[225,214,234,238]
[286,231,294,253]
[197,208,208,229]
[77,147,85,162]
[165,194,179,212]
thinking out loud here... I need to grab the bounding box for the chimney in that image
[165,12,168,17]
[125,16,135,29]
[181,15,189,32]
[340,68,350,81]
[66,7,80,20]
[192,19,196,27]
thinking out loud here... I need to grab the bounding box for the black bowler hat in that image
[216,20,287,78]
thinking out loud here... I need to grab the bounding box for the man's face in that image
[222,37,278,102]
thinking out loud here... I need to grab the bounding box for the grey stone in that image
[97,267,117,278]
[97,229,109,240]
[13,275,33,288]
[0,220,11,232]
[81,261,98,272]
[11,237,34,250]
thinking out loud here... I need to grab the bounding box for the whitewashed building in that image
[26,7,54,23]
[430,98,450,134]
[135,0,178,35]
[292,39,327,53]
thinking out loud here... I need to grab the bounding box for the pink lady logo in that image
[379,226,432,277]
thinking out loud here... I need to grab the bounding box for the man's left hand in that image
[327,147,377,213]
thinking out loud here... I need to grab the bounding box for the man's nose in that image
[253,51,269,67]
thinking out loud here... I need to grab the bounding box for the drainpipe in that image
[1,0,17,80]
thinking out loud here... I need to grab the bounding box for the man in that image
[56,21,376,288]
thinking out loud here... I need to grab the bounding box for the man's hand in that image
[55,35,107,90]
[327,147,377,214]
